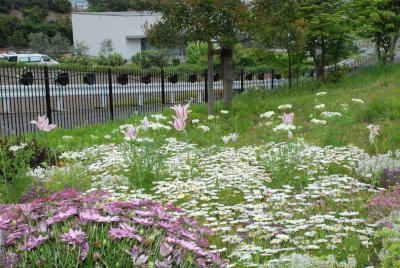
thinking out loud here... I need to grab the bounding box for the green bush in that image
[0,137,52,203]
[131,50,171,69]
[97,52,126,66]
[377,223,400,268]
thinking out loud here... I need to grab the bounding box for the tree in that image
[146,0,250,113]
[28,32,50,54]
[352,0,400,64]
[8,30,27,52]
[300,0,353,78]
[50,32,71,58]
[74,41,89,56]
[0,15,19,47]
[253,0,308,87]
[49,0,71,13]
[99,38,114,56]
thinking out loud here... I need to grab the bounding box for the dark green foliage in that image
[97,52,126,66]
[0,1,72,49]
[0,15,19,46]
[131,50,171,69]
[0,137,55,203]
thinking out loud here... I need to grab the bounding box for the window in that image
[8,56,17,62]
[42,56,51,62]
[29,56,41,62]
[19,57,29,62]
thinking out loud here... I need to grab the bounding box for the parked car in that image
[1,53,59,65]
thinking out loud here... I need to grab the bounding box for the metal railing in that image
[0,65,294,135]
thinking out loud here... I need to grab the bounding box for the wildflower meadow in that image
[1,65,400,267]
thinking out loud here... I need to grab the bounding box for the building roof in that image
[73,11,160,16]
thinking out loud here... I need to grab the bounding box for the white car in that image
[4,53,59,65]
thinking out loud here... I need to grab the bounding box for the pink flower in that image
[19,235,48,250]
[127,246,148,266]
[172,117,186,132]
[171,104,189,122]
[46,207,77,225]
[60,229,87,245]
[171,104,190,132]
[367,124,380,144]
[141,116,150,131]
[124,126,138,141]
[159,242,173,257]
[30,115,56,132]
[282,113,294,125]
[109,223,142,242]
[79,210,120,223]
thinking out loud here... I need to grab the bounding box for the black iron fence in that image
[0,65,297,135]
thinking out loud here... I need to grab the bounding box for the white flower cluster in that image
[197,125,210,133]
[273,124,296,132]
[316,92,327,96]
[260,111,275,119]
[356,151,400,179]
[9,143,27,152]
[352,98,365,104]
[268,253,356,268]
[278,104,292,110]
[314,104,326,110]
[310,118,327,125]
[321,111,342,118]
[222,133,239,144]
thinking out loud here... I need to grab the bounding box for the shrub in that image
[0,189,226,267]
[379,167,400,188]
[96,52,126,67]
[376,221,400,268]
[0,138,53,203]
[367,186,400,223]
[131,50,171,69]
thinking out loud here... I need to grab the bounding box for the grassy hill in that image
[0,1,72,49]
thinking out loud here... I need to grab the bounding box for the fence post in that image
[204,69,208,102]
[44,66,52,123]
[108,68,114,121]
[161,69,166,108]
[240,69,244,93]
[271,69,275,90]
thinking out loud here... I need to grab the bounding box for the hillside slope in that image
[0,1,72,49]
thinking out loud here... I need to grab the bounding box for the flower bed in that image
[0,189,225,267]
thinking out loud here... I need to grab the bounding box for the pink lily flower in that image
[282,113,294,125]
[124,126,138,141]
[171,104,189,122]
[172,117,186,132]
[367,124,380,144]
[171,103,190,132]
[30,115,56,132]
[141,116,150,131]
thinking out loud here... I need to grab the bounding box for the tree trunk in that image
[321,37,325,80]
[221,47,234,109]
[389,29,400,64]
[287,48,292,89]
[207,40,214,115]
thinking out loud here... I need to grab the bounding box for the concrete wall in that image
[72,12,161,59]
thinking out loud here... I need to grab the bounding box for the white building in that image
[72,11,184,60]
